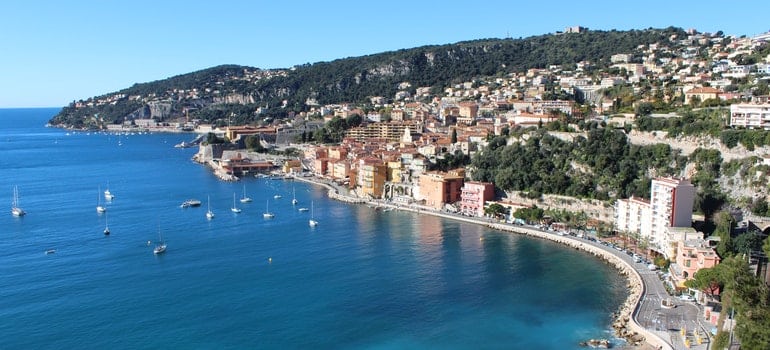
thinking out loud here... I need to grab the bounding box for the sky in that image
[1,0,769,108]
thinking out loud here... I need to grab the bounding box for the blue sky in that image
[1,0,768,108]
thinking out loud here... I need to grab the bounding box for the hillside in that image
[48,27,686,128]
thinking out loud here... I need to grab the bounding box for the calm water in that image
[0,108,627,349]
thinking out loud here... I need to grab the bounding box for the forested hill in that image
[50,27,686,127]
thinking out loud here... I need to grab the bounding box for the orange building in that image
[356,158,387,198]
[419,169,465,209]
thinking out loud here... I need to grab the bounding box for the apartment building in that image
[729,103,770,129]
[459,181,495,217]
[650,177,695,254]
[418,169,465,209]
[614,177,695,257]
[614,196,652,237]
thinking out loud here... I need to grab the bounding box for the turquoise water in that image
[0,108,627,349]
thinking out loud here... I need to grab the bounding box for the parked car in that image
[679,294,695,302]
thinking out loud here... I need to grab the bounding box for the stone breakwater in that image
[292,176,673,350]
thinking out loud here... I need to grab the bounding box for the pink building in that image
[671,237,721,291]
[459,181,495,217]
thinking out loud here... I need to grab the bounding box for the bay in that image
[0,108,627,349]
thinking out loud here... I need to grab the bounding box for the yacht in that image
[96,186,107,213]
[11,185,25,217]
[231,193,242,213]
[206,196,215,219]
[180,199,202,208]
[153,228,166,254]
[104,184,114,201]
[240,184,252,203]
[309,201,318,227]
[263,200,275,219]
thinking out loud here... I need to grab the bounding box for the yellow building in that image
[282,159,302,174]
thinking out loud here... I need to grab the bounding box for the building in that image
[650,178,696,255]
[459,181,495,217]
[669,231,721,293]
[614,196,652,237]
[684,87,722,105]
[729,103,770,129]
[418,169,465,209]
[614,177,695,256]
[345,121,418,142]
[356,158,387,199]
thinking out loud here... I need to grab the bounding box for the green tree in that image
[244,135,266,152]
[485,203,507,219]
[451,128,458,143]
[684,265,724,297]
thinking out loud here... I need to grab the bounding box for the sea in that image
[0,108,628,349]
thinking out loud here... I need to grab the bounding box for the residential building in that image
[669,231,721,292]
[684,86,722,104]
[729,103,770,129]
[418,169,465,209]
[614,196,652,237]
[356,158,387,199]
[650,178,695,254]
[459,181,495,217]
[614,177,695,256]
[346,121,418,142]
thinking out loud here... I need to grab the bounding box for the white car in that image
[679,294,695,301]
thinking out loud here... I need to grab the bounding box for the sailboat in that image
[263,200,275,219]
[11,185,26,217]
[96,186,107,213]
[153,227,166,254]
[231,193,242,213]
[104,182,114,201]
[291,187,298,205]
[309,200,318,227]
[206,195,215,219]
[240,183,252,203]
[103,210,111,235]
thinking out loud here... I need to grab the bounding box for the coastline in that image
[291,175,673,350]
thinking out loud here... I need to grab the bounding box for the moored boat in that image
[11,185,26,217]
[180,199,202,208]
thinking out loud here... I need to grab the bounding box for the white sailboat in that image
[291,187,298,205]
[96,186,106,213]
[263,200,275,219]
[309,201,318,227]
[206,195,215,219]
[153,227,166,254]
[231,193,242,213]
[240,183,252,203]
[11,185,26,217]
[104,182,115,201]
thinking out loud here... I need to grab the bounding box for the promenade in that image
[291,175,712,350]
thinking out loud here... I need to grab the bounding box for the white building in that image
[730,103,770,129]
[614,177,695,257]
[615,196,652,237]
[650,177,695,255]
